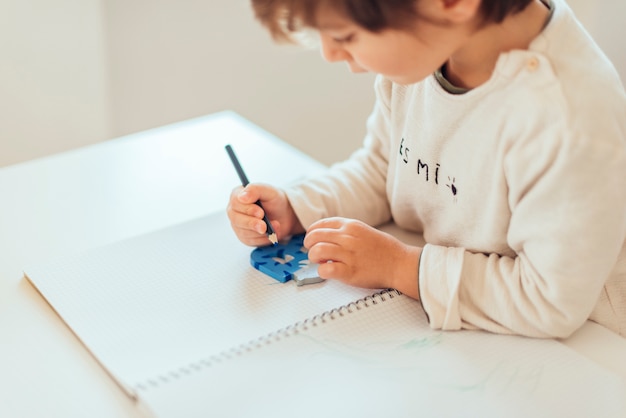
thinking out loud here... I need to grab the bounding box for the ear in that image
[437,0,482,23]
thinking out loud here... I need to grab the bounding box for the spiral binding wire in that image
[134,289,402,393]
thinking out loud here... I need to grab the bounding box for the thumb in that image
[238,183,277,204]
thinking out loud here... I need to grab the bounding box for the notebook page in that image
[24,211,375,394]
[139,292,626,418]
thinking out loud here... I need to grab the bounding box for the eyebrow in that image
[315,16,352,31]
[317,23,351,30]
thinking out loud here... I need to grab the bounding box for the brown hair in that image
[251,0,534,42]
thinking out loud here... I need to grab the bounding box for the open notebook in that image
[25,211,626,417]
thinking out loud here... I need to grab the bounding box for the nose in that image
[319,34,350,63]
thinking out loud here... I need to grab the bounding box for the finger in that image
[235,229,264,245]
[317,260,350,280]
[233,226,271,247]
[307,217,347,231]
[307,241,346,264]
[229,211,266,235]
[237,183,278,206]
[234,219,283,247]
[228,191,268,237]
[227,195,264,231]
[238,231,275,247]
[304,226,351,249]
[229,188,264,219]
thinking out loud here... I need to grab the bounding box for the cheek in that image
[352,50,401,74]
[359,53,417,78]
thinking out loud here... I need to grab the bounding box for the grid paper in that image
[140,293,626,418]
[25,211,375,393]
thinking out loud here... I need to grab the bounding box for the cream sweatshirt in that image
[286,0,626,338]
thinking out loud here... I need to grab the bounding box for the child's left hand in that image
[303,217,421,298]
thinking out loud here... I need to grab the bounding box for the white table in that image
[1,112,624,417]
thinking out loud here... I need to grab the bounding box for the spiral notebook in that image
[24,211,626,417]
[24,211,376,395]
[139,291,626,418]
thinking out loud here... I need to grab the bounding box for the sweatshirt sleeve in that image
[285,76,394,229]
[419,97,626,339]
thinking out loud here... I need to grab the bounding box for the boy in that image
[227,0,626,339]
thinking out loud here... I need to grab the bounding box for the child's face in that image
[315,5,472,85]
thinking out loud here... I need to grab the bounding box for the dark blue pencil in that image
[225,144,278,246]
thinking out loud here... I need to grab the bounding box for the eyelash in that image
[333,34,355,44]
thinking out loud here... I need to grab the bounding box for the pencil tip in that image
[268,233,278,246]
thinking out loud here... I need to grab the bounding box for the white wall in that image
[567,0,626,84]
[103,0,376,166]
[0,0,110,167]
[1,1,624,168]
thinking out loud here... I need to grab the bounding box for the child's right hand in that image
[227,183,303,247]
